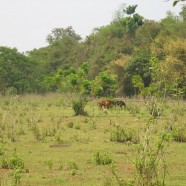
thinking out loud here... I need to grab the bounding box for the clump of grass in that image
[16,126,25,135]
[74,124,81,130]
[67,122,74,128]
[110,125,139,144]
[126,104,140,117]
[1,150,25,170]
[31,124,42,141]
[0,146,5,156]
[94,152,113,165]
[171,125,186,142]
[147,98,162,118]
[55,133,64,144]
[69,161,78,175]
[72,99,87,116]
[44,159,53,170]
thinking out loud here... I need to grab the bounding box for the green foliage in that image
[171,126,186,142]
[0,5,185,98]
[1,151,24,170]
[132,75,144,95]
[72,98,87,116]
[124,5,138,15]
[133,129,171,186]
[8,151,25,170]
[94,152,113,165]
[0,47,35,94]
[92,71,117,97]
[173,0,186,6]
[44,160,53,170]
[46,26,81,44]
[110,125,139,143]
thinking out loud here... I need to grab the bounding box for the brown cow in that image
[97,99,114,110]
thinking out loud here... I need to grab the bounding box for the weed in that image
[67,122,74,128]
[171,125,186,142]
[74,124,81,130]
[44,160,53,170]
[9,151,25,170]
[110,125,139,144]
[69,161,78,170]
[55,133,64,144]
[94,152,113,165]
[72,99,87,116]
[69,161,78,175]
[0,146,5,155]
[11,167,22,186]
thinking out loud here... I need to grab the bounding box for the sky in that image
[0,0,185,52]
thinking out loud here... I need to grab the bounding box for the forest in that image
[0,5,185,99]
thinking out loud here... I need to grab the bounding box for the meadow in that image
[0,93,185,186]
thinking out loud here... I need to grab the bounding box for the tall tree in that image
[46,26,81,44]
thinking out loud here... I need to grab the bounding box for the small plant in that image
[71,169,78,176]
[44,160,53,170]
[69,161,78,175]
[1,158,9,169]
[31,124,42,141]
[132,130,171,186]
[147,98,162,118]
[72,98,87,116]
[94,152,113,165]
[126,104,140,117]
[1,150,25,171]
[11,167,22,186]
[74,124,81,130]
[110,125,139,144]
[9,151,25,170]
[16,126,25,135]
[0,146,5,155]
[171,126,186,142]
[67,122,74,128]
[69,161,78,170]
[55,133,64,144]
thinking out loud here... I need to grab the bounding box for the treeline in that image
[0,5,185,98]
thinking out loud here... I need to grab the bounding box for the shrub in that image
[72,98,87,116]
[110,125,139,144]
[171,126,186,142]
[67,122,74,128]
[94,152,113,165]
[1,151,24,170]
[9,152,24,170]
[147,98,162,118]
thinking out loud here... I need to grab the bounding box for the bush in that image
[94,152,113,165]
[8,152,24,170]
[1,151,24,170]
[110,125,139,144]
[72,98,87,116]
[171,127,186,142]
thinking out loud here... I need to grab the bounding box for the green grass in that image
[0,93,185,185]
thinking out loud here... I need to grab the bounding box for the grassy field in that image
[0,93,186,186]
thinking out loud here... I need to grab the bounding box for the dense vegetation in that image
[0,5,185,98]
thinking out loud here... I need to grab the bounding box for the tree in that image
[124,5,138,15]
[57,62,91,115]
[46,26,81,44]
[91,71,117,97]
[132,75,144,95]
[0,47,35,94]
[172,0,186,6]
